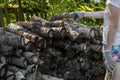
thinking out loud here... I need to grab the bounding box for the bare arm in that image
[84,11,104,19]
[106,4,120,50]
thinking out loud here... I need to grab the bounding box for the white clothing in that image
[102,0,120,45]
[106,0,120,8]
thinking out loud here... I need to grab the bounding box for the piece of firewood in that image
[16,22,54,39]
[15,71,26,80]
[0,45,14,55]
[0,55,6,64]
[31,16,65,27]
[7,57,27,69]
[50,13,73,21]
[87,44,102,53]
[52,41,71,51]
[44,47,62,57]
[0,63,8,78]
[41,74,64,80]
[50,27,68,39]
[0,29,28,47]
[71,43,87,52]
[67,28,79,41]
[4,71,15,80]
[6,23,44,46]
[8,65,26,76]
[10,49,23,57]
[22,51,38,64]
[5,28,43,46]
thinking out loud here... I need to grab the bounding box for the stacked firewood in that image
[0,15,105,80]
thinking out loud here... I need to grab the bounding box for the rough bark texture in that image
[0,15,104,80]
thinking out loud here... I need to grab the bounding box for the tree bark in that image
[4,8,10,25]
[50,13,73,21]
[5,71,15,80]
[15,71,25,80]
[0,45,14,55]
[0,63,8,78]
[0,29,28,47]
[22,52,38,64]
[30,16,65,27]
[16,21,54,39]
[7,57,27,69]
[8,65,27,76]
[18,0,24,21]
[0,8,4,27]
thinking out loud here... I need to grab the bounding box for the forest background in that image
[0,0,106,27]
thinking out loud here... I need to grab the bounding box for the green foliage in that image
[0,0,106,26]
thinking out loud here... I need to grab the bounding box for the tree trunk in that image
[0,8,4,27]
[4,8,10,25]
[18,0,24,21]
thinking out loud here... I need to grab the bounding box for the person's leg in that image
[112,63,120,80]
[104,69,112,80]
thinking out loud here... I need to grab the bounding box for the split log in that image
[52,41,71,51]
[0,29,28,47]
[50,13,73,21]
[31,16,65,27]
[22,52,38,64]
[68,27,95,43]
[16,22,54,39]
[5,28,43,46]
[26,65,38,80]
[10,49,23,57]
[26,65,37,73]
[44,48,62,57]
[15,71,26,80]
[0,45,14,55]
[71,43,87,52]
[87,44,102,53]
[35,71,44,80]
[51,27,68,39]
[5,71,15,80]
[7,23,30,32]
[38,39,46,48]
[8,65,26,76]
[0,55,6,64]
[7,57,27,68]
[38,27,54,39]
[67,28,79,41]
[16,21,41,32]
[90,27,102,40]
[8,64,37,77]
[6,23,44,46]
[90,39,102,44]
[44,21,65,27]
[41,74,64,80]
[0,63,8,78]
[26,72,36,80]
[24,41,36,51]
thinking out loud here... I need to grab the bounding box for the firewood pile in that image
[0,14,105,80]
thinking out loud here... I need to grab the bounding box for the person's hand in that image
[103,51,117,72]
[69,12,84,21]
